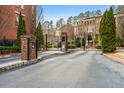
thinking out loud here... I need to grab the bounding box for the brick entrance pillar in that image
[21,35,37,60]
[61,32,67,51]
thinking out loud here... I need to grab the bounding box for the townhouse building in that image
[0,5,35,44]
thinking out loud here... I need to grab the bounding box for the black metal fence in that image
[44,34,89,50]
[0,39,16,46]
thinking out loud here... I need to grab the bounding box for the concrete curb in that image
[103,53,124,65]
[0,50,74,73]
[0,59,39,73]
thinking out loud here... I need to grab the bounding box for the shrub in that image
[57,42,61,48]
[99,7,116,52]
[0,46,20,54]
[75,38,81,47]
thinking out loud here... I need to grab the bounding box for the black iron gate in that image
[44,34,89,51]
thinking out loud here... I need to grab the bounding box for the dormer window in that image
[21,5,24,9]
[16,5,24,9]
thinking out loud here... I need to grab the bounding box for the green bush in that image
[75,38,81,47]
[57,42,61,48]
[0,46,20,54]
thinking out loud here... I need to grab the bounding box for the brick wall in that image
[0,5,34,41]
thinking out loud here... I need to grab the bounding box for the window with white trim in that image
[16,13,20,26]
[15,13,24,26]
[21,5,24,9]
[16,5,24,9]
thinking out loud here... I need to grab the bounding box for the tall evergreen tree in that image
[99,7,116,52]
[73,16,78,23]
[95,10,102,16]
[34,22,44,49]
[16,12,26,49]
[67,16,73,24]
[78,13,85,20]
[99,10,107,40]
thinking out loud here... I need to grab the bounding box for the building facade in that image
[74,13,124,47]
[59,24,75,42]
[43,28,56,48]
[0,5,35,44]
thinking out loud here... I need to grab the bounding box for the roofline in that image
[79,13,124,22]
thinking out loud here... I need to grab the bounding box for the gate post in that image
[61,32,68,52]
[36,39,38,59]
[45,34,47,51]
[21,35,37,61]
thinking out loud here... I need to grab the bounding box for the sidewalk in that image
[0,50,73,73]
[103,50,124,64]
[0,53,20,59]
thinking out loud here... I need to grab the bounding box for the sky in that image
[43,5,111,24]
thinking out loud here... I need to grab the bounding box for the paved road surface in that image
[0,51,124,88]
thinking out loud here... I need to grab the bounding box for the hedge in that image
[0,46,20,54]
